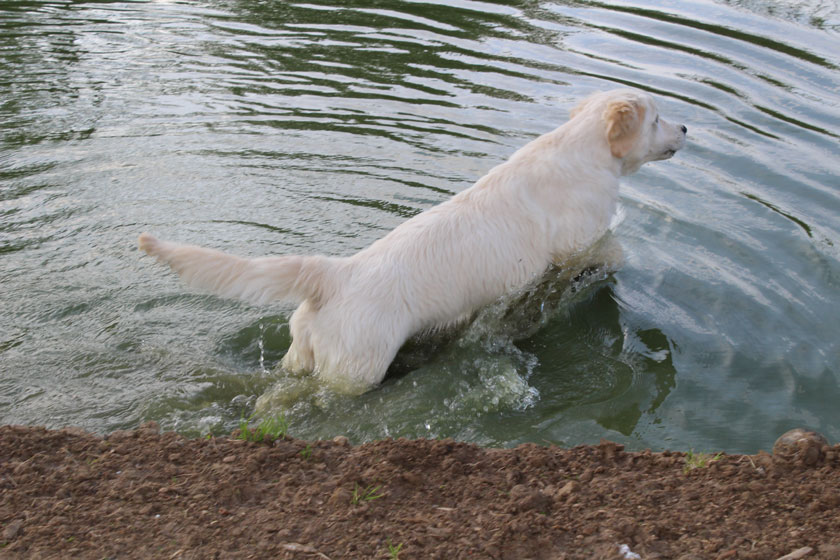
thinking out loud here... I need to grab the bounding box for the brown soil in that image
[1,424,839,560]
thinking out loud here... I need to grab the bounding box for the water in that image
[1,0,838,453]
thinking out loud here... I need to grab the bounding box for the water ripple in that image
[1,0,839,451]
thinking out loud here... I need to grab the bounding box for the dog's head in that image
[571,89,686,175]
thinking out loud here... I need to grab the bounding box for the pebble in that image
[327,487,352,507]
[618,544,641,559]
[774,547,813,560]
[3,519,23,541]
[556,480,579,500]
[513,490,552,513]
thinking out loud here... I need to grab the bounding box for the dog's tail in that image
[138,233,334,306]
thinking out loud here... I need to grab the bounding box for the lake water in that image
[1,0,838,453]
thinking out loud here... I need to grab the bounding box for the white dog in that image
[139,89,686,393]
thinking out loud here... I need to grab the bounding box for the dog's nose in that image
[680,125,687,134]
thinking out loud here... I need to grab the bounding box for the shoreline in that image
[1,423,838,559]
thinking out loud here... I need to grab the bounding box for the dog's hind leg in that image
[281,300,318,374]
[310,312,410,394]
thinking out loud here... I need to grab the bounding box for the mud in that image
[1,423,839,559]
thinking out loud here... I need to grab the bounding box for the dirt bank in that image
[1,423,839,559]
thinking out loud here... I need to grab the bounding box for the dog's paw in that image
[138,232,159,256]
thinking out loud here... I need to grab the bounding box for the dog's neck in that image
[550,115,630,177]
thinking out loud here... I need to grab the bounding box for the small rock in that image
[505,469,524,485]
[598,439,624,462]
[555,480,579,500]
[282,543,316,553]
[774,546,813,560]
[427,526,452,537]
[509,484,530,499]
[525,452,549,468]
[398,471,421,485]
[222,455,236,463]
[333,435,349,447]
[3,519,23,541]
[327,487,351,507]
[618,544,641,559]
[754,451,774,470]
[509,485,552,513]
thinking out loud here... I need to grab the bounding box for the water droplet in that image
[258,319,267,374]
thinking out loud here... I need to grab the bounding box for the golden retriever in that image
[139,89,686,393]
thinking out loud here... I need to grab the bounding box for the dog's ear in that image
[604,99,646,158]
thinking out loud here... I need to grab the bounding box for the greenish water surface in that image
[1,0,839,452]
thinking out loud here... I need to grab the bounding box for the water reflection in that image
[518,279,677,440]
